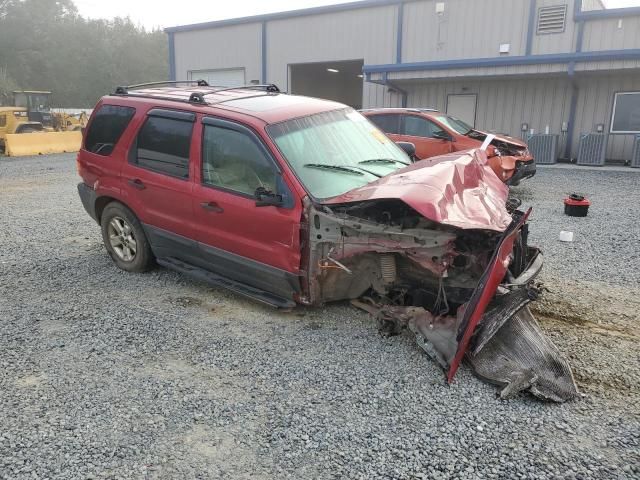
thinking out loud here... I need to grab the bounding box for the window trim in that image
[200,116,291,205]
[610,91,640,134]
[129,110,194,180]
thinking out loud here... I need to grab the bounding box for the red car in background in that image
[362,108,536,186]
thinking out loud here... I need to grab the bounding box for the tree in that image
[0,0,167,107]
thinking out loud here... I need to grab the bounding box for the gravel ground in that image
[1,154,638,479]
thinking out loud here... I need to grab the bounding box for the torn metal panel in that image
[468,306,580,402]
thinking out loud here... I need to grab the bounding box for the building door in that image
[188,68,246,87]
[447,94,477,127]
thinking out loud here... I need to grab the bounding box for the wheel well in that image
[95,196,119,222]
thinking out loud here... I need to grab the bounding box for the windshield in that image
[13,92,51,112]
[434,114,473,135]
[267,108,410,199]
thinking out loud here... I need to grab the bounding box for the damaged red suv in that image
[362,108,536,185]
[77,82,575,401]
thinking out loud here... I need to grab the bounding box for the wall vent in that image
[527,134,559,165]
[631,135,640,168]
[537,5,568,34]
[577,133,608,166]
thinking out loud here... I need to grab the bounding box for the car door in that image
[400,114,453,159]
[120,108,200,262]
[191,116,302,300]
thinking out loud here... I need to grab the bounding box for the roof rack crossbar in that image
[115,80,210,95]
[199,84,281,98]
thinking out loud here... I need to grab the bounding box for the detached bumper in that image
[77,182,98,222]
[508,161,537,186]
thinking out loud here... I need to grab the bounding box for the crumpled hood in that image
[323,149,512,232]
[472,130,528,149]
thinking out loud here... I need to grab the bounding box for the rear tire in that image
[100,202,154,272]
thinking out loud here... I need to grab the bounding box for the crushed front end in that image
[300,150,577,402]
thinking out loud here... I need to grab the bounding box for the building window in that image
[0,114,6,127]
[611,92,640,134]
[537,5,568,34]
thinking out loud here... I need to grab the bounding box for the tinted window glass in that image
[134,116,193,179]
[368,114,401,134]
[85,105,136,155]
[202,125,276,196]
[402,115,441,138]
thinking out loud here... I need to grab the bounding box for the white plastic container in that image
[559,231,574,242]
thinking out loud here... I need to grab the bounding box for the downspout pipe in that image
[364,72,408,108]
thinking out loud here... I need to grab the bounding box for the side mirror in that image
[396,141,416,159]
[432,130,453,142]
[255,186,283,207]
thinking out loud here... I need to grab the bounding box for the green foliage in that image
[0,0,168,107]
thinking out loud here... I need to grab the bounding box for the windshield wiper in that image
[303,163,365,176]
[358,158,409,166]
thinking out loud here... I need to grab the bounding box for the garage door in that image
[447,94,477,127]
[187,69,245,87]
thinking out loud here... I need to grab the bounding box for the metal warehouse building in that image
[165,0,640,164]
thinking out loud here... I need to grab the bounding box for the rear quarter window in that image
[84,105,136,156]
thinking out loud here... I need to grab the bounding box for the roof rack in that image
[187,84,280,105]
[113,81,281,106]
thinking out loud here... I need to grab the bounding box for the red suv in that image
[362,108,536,185]
[76,82,575,400]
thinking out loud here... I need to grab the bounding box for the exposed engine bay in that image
[299,150,578,402]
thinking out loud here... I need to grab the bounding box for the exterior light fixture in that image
[327,68,339,73]
[357,74,363,78]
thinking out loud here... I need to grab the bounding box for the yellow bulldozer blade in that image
[4,131,82,157]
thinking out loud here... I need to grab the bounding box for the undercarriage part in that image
[379,254,397,285]
[467,305,579,402]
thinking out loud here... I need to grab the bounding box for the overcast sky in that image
[72,0,640,30]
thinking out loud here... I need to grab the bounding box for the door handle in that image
[128,178,146,190]
[200,201,224,213]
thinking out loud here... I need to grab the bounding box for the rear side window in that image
[84,105,135,155]
[133,115,194,179]
[368,114,401,134]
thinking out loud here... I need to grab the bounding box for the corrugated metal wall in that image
[573,73,640,161]
[173,23,263,82]
[403,76,573,142]
[402,0,531,61]
[266,4,397,88]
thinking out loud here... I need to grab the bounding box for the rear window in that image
[132,116,193,179]
[84,105,136,156]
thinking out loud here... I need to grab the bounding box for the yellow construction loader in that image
[0,91,86,157]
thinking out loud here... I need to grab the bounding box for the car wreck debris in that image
[302,150,579,402]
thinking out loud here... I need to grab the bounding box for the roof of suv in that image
[107,84,346,125]
[361,107,443,115]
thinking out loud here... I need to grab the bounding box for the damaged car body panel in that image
[261,109,577,402]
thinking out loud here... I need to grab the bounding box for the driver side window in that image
[202,125,277,196]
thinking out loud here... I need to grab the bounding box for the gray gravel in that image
[1,154,639,479]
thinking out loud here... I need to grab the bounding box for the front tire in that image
[100,202,154,272]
